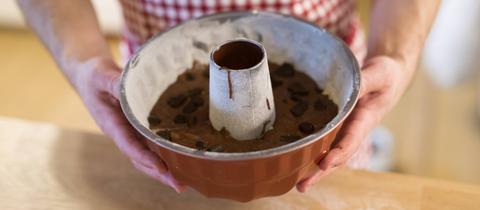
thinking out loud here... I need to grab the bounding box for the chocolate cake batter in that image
[148,62,338,153]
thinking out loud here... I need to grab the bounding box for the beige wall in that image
[0,0,123,35]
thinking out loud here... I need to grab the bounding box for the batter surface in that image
[148,62,338,152]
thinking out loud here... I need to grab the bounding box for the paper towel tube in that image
[209,39,276,141]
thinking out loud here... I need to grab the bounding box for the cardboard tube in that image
[209,39,276,140]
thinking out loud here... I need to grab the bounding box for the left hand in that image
[296,55,409,192]
[73,57,186,193]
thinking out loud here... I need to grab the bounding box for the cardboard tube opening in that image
[212,40,264,70]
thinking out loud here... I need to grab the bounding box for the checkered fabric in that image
[118,0,366,64]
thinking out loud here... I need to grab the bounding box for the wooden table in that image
[1,117,479,210]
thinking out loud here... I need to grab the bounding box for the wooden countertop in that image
[1,117,479,210]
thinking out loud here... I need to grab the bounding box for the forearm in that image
[368,0,440,73]
[17,0,111,85]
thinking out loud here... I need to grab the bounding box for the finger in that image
[92,69,121,100]
[109,116,168,173]
[318,107,376,171]
[94,98,168,173]
[359,59,391,98]
[132,160,187,193]
[297,103,381,192]
[88,58,122,100]
[107,73,121,100]
[296,165,339,193]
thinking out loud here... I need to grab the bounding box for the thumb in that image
[91,60,122,100]
[107,73,121,100]
[359,58,391,98]
[102,60,122,100]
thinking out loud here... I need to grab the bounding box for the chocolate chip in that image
[202,69,209,79]
[275,63,295,77]
[193,40,208,52]
[287,82,309,96]
[290,101,308,117]
[268,62,279,71]
[195,141,205,150]
[167,94,187,108]
[315,86,323,93]
[187,116,197,127]
[314,99,327,110]
[280,135,301,143]
[174,114,187,124]
[187,88,203,97]
[182,101,198,113]
[157,130,171,141]
[271,78,283,88]
[148,116,162,125]
[290,93,303,102]
[190,96,204,107]
[210,145,225,152]
[299,122,315,134]
[185,72,195,81]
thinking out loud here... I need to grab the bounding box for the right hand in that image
[72,56,186,193]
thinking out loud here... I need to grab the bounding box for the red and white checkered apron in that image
[118,0,367,64]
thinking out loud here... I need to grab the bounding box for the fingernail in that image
[173,183,187,193]
[155,161,168,173]
[296,179,309,193]
[318,162,329,171]
[176,186,187,193]
[296,185,306,193]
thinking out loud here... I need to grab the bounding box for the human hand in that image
[72,57,186,193]
[296,56,409,192]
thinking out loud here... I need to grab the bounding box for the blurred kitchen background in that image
[1,0,479,185]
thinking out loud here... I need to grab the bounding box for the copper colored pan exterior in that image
[120,11,360,202]
[144,126,340,202]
